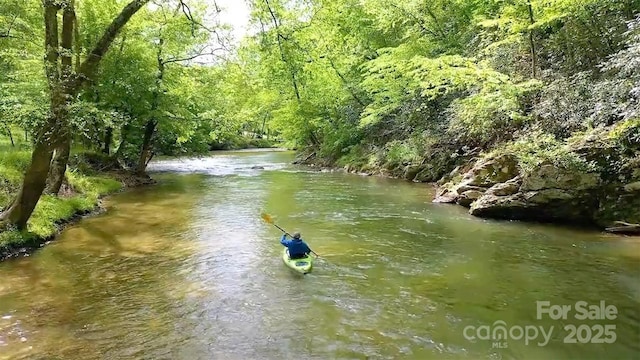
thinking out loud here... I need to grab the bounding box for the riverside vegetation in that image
[1,0,639,255]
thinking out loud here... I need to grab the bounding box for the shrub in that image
[489,131,593,173]
[448,80,540,147]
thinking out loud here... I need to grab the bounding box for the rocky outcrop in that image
[434,121,640,231]
[433,154,519,205]
[469,164,600,223]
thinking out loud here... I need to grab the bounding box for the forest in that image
[1,0,639,249]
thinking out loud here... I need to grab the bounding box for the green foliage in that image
[205,0,638,185]
[1,0,638,241]
[0,140,123,246]
[608,118,640,151]
[448,80,542,147]
[0,228,25,248]
[335,144,369,169]
[489,132,592,173]
[360,52,508,127]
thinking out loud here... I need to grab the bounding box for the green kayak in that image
[282,248,313,274]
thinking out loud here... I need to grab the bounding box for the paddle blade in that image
[260,212,274,224]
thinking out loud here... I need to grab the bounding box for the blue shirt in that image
[280,234,311,257]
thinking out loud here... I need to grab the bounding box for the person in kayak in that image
[281,232,317,259]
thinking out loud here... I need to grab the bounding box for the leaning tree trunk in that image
[44,0,75,197]
[45,131,71,195]
[114,123,130,160]
[0,144,55,228]
[0,92,67,228]
[0,2,67,229]
[136,120,156,175]
[6,127,14,147]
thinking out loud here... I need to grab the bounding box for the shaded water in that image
[0,150,639,359]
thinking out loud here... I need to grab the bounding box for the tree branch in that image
[162,47,226,64]
[263,0,301,101]
[74,12,81,71]
[76,0,150,87]
[179,0,228,49]
[423,5,447,38]
[0,14,18,38]
[389,3,438,38]
[43,1,60,88]
[61,0,75,80]
[326,54,365,106]
[179,0,196,35]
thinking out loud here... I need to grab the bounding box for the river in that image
[0,150,638,359]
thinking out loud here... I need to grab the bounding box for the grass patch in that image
[67,170,122,196]
[0,143,31,210]
[28,195,95,237]
[0,229,27,248]
[1,137,125,252]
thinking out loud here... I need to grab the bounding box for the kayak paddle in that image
[260,212,291,237]
[260,212,319,258]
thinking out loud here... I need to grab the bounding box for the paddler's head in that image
[292,232,301,240]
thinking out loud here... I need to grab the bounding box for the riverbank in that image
[0,148,154,261]
[296,120,640,234]
[209,137,279,151]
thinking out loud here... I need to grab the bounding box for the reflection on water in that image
[0,150,638,359]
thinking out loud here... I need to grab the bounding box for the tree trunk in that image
[260,116,267,137]
[527,0,538,79]
[0,2,64,229]
[45,132,71,195]
[0,94,66,228]
[43,0,74,197]
[0,143,55,228]
[135,34,164,175]
[264,0,301,101]
[74,14,81,70]
[114,123,130,160]
[103,127,113,154]
[136,120,156,174]
[6,127,14,147]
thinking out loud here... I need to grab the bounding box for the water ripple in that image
[0,151,637,359]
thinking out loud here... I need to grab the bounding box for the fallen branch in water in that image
[605,221,640,234]
[293,152,316,164]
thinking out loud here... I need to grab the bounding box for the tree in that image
[134,1,221,173]
[0,0,150,229]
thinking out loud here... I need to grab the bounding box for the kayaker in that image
[280,232,316,259]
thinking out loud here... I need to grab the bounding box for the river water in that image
[0,150,638,359]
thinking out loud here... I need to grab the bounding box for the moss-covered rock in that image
[438,121,640,230]
[434,154,518,204]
